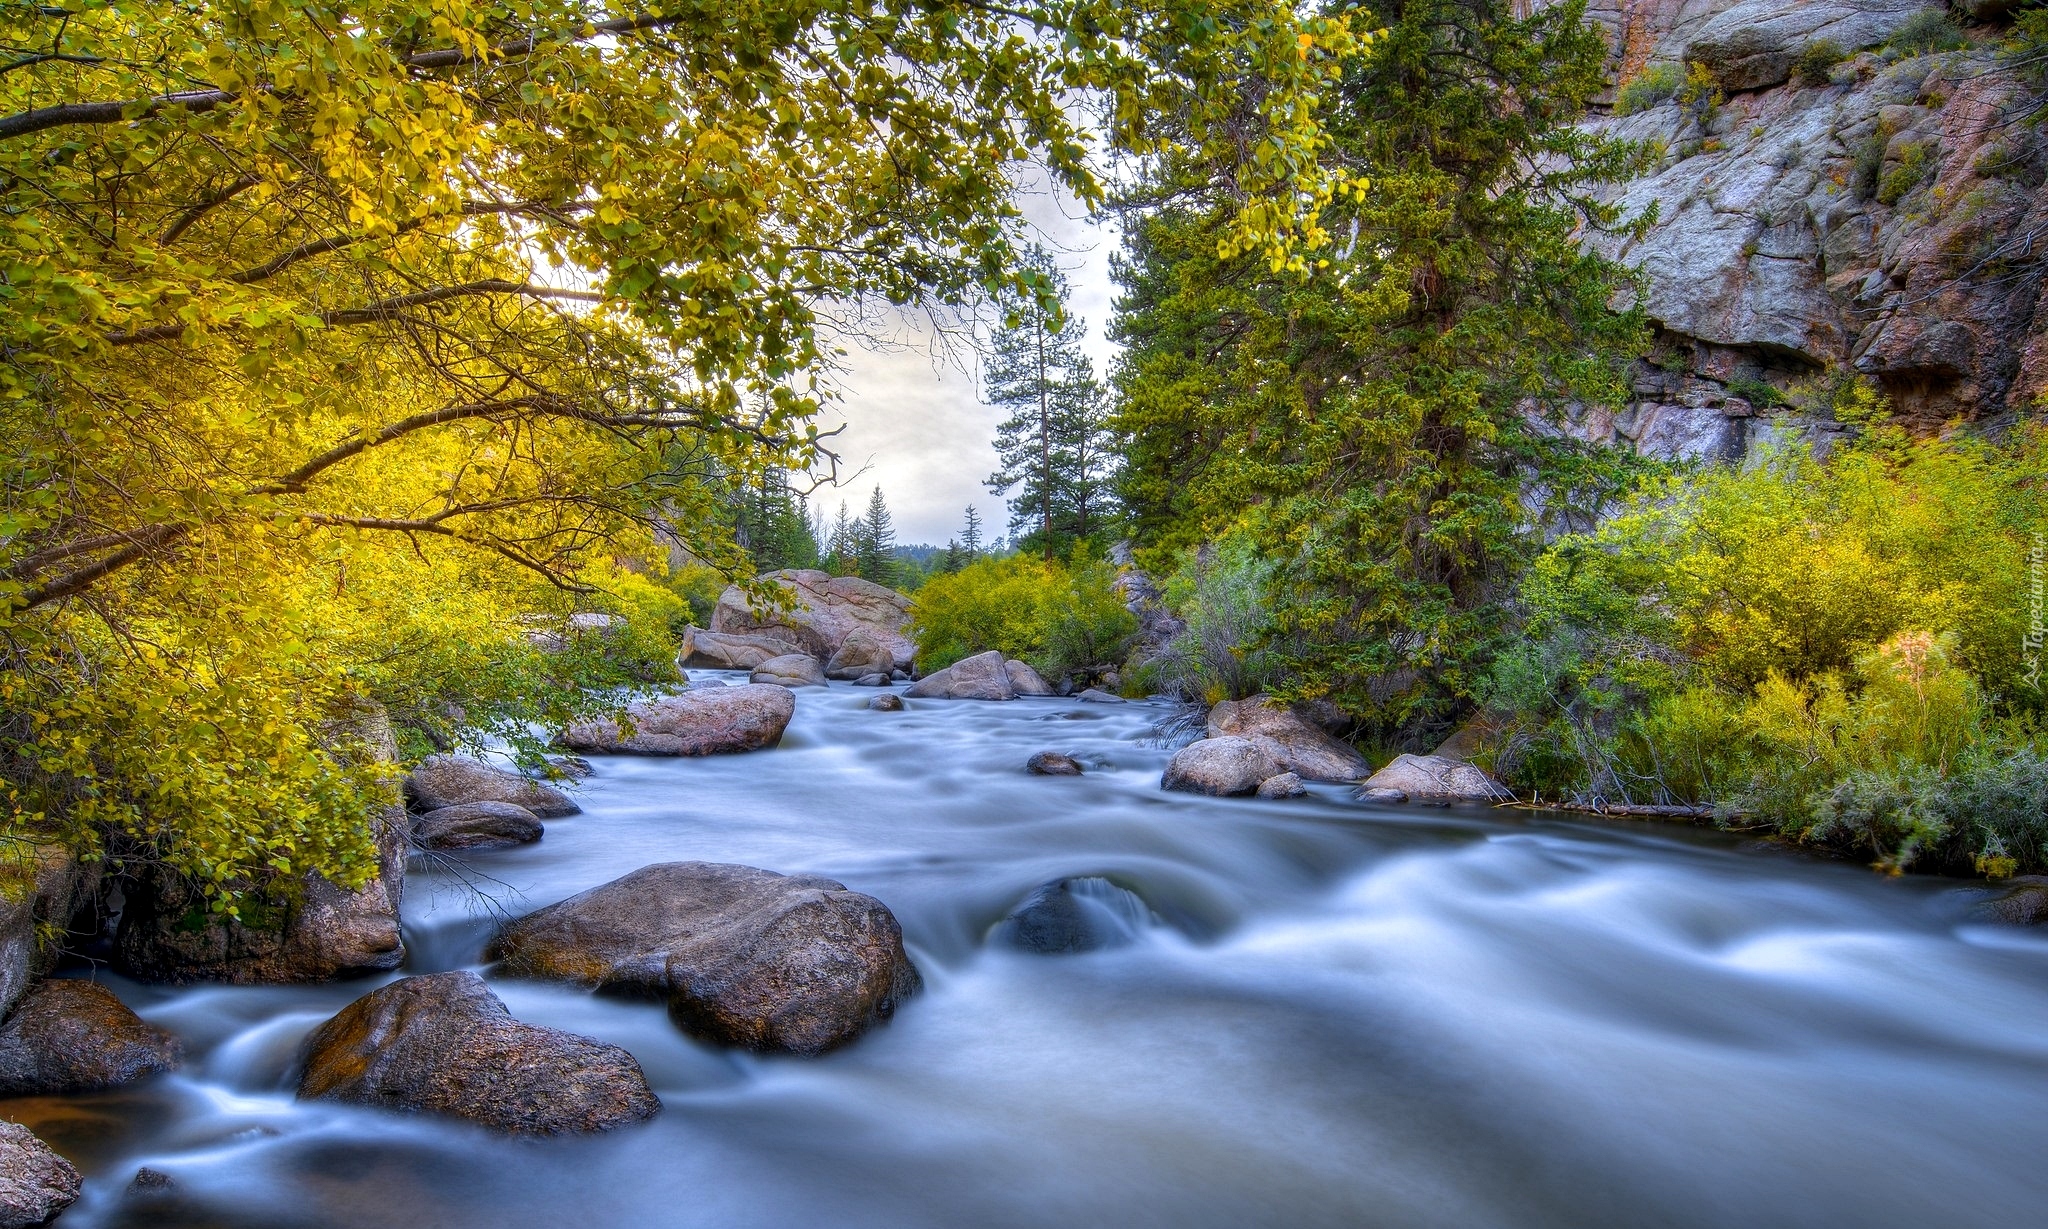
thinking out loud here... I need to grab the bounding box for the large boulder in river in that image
[0,979,182,1098]
[905,650,1015,701]
[485,862,921,1055]
[711,569,914,669]
[1005,660,1054,696]
[676,625,807,670]
[412,802,543,851]
[1359,754,1512,803]
[0,1120,80,1229]
[750,653,827,688]
[558,685,794,756]
[297,971,658,1135]
[406,754,580,818]
[824,630,897,680]
[1206,696,1370,782]
[1161,736,1280,797]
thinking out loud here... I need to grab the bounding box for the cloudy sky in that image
[812,180,1124,547]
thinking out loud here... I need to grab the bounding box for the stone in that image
[824,630,897,680]
[1,845,93,1020]
[412,801,544,852]
[1683,0,1929,93]
[127,1168,176,1195]
[676,625,808,670]
[711,570,914,669]
[0,979,182,1098]
[406,754,580,818]
[854,673,891,686]
[750,653,828,688]
[297,971,658,1135]
[1026,752,1084,776]
[1256,772,1308,799]
[1004,660,1055,696]
[1359,787,1410,805]
[905,650,1016,701]
[1975,877,2048,926]
[546,755,595,779]
[559,685,794,756]
[1207,696,1371,782]
[866,694,905,712]
[0,1120,79,1229]
[997,878,1152,954]
[485,862,921,1055]
[1161,737,1282,797]
[1076,689,1125,704]
[1359,754,1512,803]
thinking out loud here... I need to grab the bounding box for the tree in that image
[942,540,967,574]
[984,246,1119,557]
[856,488,898,587]
[960,506,986,560]
[1111,0,1649,735]
[827,502,858,576]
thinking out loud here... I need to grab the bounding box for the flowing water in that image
[11,678,2048,1228]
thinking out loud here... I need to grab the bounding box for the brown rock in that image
[1,844,94,1020]
[711,570,914,668]
[905,651,1016,701]
[1256,772,1308,799]
[825,630,897,680]
[676,625,807,670]
[1359,754,1512,802]
[412,801,544,851]
[1026,752,1084,776]
[1162,737,1281,797]
[485,863,921,1055]
[406,754,580,818]
[750,653,828,688]
[1005,660,1055,696]
[1977,877,2048,926]
[0,980,182,1098]
[559,685,795,756]
[867,694,905,712]
[0,1120,79,1229]
[1207,696,1370,782]
[296,971,658,1135]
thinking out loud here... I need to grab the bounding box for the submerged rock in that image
[559,685,794,756]
[1207,696,1369,782]
[905,650,1015,701]
[412,801,544,851]
[1162,737,1280,797]
[677,625,808,670]
[126,1167,176,1195]
[0,1120,80,1229]
[750,653,828,688]
[998,878,1152,954]
[0,980,182,1098]
[866,694,904,712]
[1004,660,1055,697]
[1358,755,1511,803]
[1975,877,2048,926]
[1256,772,1307,799]
[485,862,920,1055]
[1026,752,1084,776]
[825,630,897,680]
[296,971,658,1135]
[406,754,580,818]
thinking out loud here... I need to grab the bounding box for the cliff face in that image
[1563,0,2048,460]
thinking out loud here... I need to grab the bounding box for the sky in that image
[810,179,1124,547]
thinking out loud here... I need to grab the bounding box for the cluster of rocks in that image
[905,651,1054,701]
[678,570,915,682]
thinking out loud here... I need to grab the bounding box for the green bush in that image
[1795,39,1847,86]
[908,553,1136,682]
[1877,141,1935,205]
[1891,10,1966,57]
[1615,63,1682,115]
[1137,533,1284,703]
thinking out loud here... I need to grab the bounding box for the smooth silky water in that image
[10,677,2048,1228]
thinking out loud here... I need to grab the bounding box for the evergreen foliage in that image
[856,487,899,587]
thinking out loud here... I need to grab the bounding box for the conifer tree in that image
[961,505,986,560]
[942,540,966,573]
[856,487,898,586]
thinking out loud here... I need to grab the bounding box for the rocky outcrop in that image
[824,630,897,680]
[412,802,544,851]
[1207,696,1370,782]
[905,650,1016,701]
[0,1121,79,1229]
[406,754,580,818]
[711,570,914,669]
[750,653,828,688]
[485,862,921,1055]
[1359,755,1513,803]
[0,979,182,1098]
[677,626,807,670]
[1566,0,2048,455]
[1005,660,1055,696]
[1162,737,1281,797]
[296,971,659,1135]
[1026,752,1084,776]
[558,685,795,756]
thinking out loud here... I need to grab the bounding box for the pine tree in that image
[856,486,897,586]
[828,501,857,576]
[960,505,985,560]
[985,245,1105,559]
[942,539,966,573]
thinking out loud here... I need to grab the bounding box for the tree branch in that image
[106,279,603,346]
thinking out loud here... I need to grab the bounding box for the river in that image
[10,677,2048,1227]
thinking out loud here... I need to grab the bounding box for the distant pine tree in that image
[828,500,857,576]
[960,504,984,560]
[941,539,965,573]
[856,486,897,586]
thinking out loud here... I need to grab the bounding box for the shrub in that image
[1137,534,1284,704]
[1891,10,1966,57]
[1796,39,1847,86]
[907,553,1136,681]
[1615,63,1682,115]
[1877,141,1935,205]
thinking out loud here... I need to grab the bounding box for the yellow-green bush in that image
[908,554,1135,681]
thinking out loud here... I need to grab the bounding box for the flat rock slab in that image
[0,1120,79,1229]
[1162,736,1280,797]
[559,685,795,756]
[1359,754,1511,802]
[407,755,580,818]
[412,801,544,851]
[485,862,921,1055]
[297,971,659,1135]
[0,979,182,1098]
[1207,696,1369,782]
[905,650,1015,701]
[751,653,827,688]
